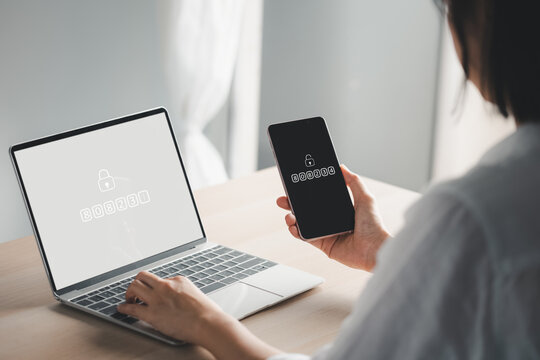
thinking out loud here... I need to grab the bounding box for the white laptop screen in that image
[13,111,204,289]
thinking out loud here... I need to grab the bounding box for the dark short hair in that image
[445,0,540,122]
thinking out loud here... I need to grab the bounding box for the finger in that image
[285,213,297,227]
[125,279,154,304]
[135,271,161,288]
[276,196,291,210]
[340,165,371,204]
[117,303,150,321]
[288,225,300,239]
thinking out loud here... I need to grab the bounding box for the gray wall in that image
[258,0,442,191]
[0,0,227,243]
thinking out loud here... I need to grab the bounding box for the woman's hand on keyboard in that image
[117,271,280,360]
[276,165,390,272]
[117,270,221,343]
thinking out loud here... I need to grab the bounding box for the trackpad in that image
[208,282,282,320]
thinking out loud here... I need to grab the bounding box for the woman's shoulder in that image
[420,132,540,267]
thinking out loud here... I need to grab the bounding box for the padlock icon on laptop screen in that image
[305,154,315,167]
[98,169,115,192]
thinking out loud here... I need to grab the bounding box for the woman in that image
[118,0,540,358]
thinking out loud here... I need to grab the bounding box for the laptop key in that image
[262,261,277,267]
[100,305,119,316]
[77,299,93,306]
[156,271,168,278]
[200,282,227,294]
[193,282,205,288]
[105,297,123,305]
[110,287,124,295]
[72,295,87,302]
[179,269,194,276]
[203,268,218,275]
[232,273,248,280]
[218,270,234,277]
[89,295,105,302]
[199,278,214,285]
[230,266,244,273]
[209,274,225,281]
[239,258,265,269]
[213,247,230,255]
[89,301,109,310]
[242,269,257,276]
[252,265,267,272]
[100,291,115,298]
[221,277,237,285]
[232,254,255,264]
[214,264,227,271]
[190,265,204,272]
[230,251,243,257]
[190,273,205,280]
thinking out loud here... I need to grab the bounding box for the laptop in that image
[10,107,323,345]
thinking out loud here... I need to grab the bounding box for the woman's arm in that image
[197,310,281,360]
[117,271,280,360]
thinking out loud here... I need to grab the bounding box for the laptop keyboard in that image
[69,245,277,324]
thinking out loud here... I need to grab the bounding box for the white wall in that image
[0,0,228,243]
[431,22,516,182]
[258,0,443,191]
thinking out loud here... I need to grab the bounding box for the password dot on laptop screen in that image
[14,113,204,289]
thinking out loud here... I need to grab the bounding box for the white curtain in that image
[159,0,247,189]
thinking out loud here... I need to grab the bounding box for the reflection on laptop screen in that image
[14,112,204,289]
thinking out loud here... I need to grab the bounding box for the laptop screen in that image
[12,110,204,290]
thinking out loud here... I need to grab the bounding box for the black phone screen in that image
[268,117,355,240]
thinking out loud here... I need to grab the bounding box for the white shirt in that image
[270,123,540,359]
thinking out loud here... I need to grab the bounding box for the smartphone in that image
[268,117,355,240]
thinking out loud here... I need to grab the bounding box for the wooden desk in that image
[0,167,419,359]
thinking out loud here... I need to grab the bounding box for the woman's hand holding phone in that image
[277,165,390,272]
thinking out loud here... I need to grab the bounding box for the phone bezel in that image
[267,117,354,241]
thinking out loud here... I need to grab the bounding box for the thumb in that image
[340,165,370,205]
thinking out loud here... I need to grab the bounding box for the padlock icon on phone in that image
[305,154,315,167]
[98,169,115,192]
